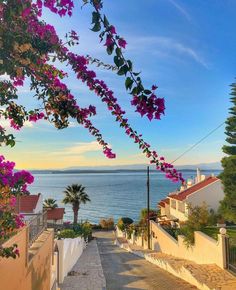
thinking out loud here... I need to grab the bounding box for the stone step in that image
[146,252,236,290]
[115,237,236,290]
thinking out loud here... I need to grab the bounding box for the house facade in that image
[158,171,225,222]
[47,208,65,225]
[18,193,43,221]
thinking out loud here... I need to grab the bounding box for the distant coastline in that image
[27,168,222,175]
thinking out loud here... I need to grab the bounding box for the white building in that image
[158,170,225,222]
[47,208,65,225]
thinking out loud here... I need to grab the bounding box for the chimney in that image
[196,168,201,183]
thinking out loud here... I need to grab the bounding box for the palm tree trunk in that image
[73,206,79,224]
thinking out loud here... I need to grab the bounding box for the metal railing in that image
[226,236,236,275]
[28,211,47,246]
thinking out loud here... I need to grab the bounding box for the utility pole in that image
[147,166,150,249]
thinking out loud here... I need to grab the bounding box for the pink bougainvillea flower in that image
[118,38,127,49]
[109,25,116,34]
[104,35,114,47]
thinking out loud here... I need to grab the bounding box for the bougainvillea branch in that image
[0,0,184,258]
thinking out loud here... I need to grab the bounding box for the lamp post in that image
[147,166,150,249]
[57,229,61,240]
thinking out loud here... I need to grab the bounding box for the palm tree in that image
[62,184,90,224]
[43,198,58,209]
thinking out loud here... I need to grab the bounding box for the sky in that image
[1,0,236,169]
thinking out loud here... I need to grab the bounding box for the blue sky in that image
[1,0,236,169]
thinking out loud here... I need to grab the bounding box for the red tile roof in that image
[19,194,40,213]
[158,198,170,208]
[47,208,65,221]
[170,176,219,201]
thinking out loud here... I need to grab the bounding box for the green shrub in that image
[58,229,80,239]
[181,203,210,247]
[162,225,182,240]
[81,222,92,239]
[140,208,158,221]
[117,217,133,231]
[57,222,92,240]
[99,218,114,230]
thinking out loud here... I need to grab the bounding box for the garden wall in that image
[150,221,227,268]
[56,236,85,283]
[0,227,54,290]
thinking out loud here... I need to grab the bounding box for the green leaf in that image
[106,44,114,55]
[125,77,134,90]
[115,47,122,57]
[91,21,101,32]
[114,56,124,67]
[133,72,141,76]
[131,87,138,95]
[144,90,152,95]
[117,65,129,76]
[137,84,144,94]
[92,12,100,24]
[127,60,133,70]
[103,15,109,27]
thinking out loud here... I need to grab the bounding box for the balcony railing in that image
[28,211,47,246]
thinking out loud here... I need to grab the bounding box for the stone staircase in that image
[115,237,236,290]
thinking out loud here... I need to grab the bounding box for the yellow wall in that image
[150,221,226,268]
[0,227,54,290]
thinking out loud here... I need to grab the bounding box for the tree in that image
[43,198,58,209]
[181,203,209,246]
[219,82,236,222]
[63,184,90,224]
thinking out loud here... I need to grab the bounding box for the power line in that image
[171,122,225,164]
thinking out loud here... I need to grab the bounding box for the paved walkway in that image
[60,239,106,290]
[94,231,197,290]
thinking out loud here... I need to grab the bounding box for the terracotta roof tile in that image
[170,176,219,201]
[47,208,65,220]
[19,194,40,213]
[158,198,170,208]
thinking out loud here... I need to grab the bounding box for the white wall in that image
[169,202,188,222]
[56,237,84,283]
[34,193,43,213]
[48,219,63,225]
[187,180,224,211]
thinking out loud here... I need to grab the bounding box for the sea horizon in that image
[28,169,222,224]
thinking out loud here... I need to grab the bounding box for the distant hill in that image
[176,162,222,170]
[27,161,222,174]
[64,162,222,171]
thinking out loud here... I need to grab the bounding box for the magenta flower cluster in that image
[0,155,34,192]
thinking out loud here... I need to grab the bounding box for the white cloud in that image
[0,74,10,81]
[0,118,34,129]
[129,36,209,68]
[52,141,102,156]
[168,0,191,22]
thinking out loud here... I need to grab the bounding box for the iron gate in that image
[226,236,236,274]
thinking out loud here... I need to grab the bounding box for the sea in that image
[28,170,221,224]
